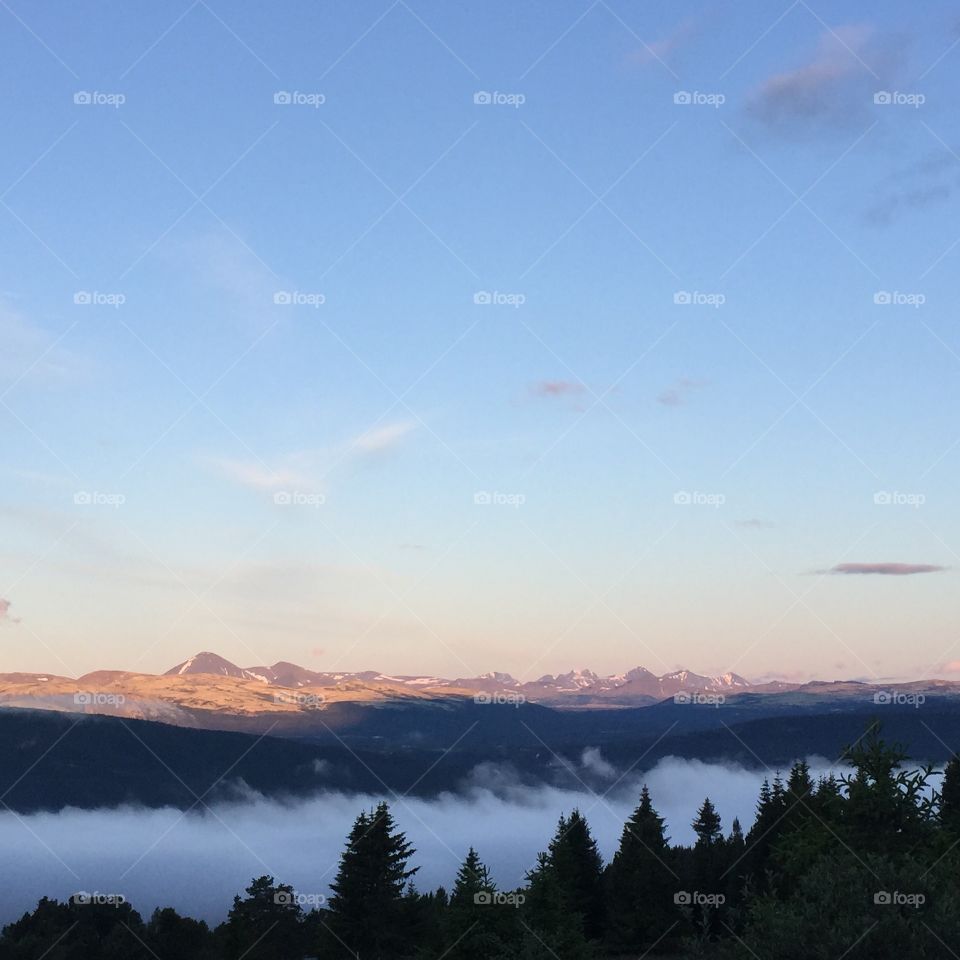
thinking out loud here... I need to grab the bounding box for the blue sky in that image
[1,0,960,683]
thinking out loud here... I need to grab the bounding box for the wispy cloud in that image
[0,599,20,624]
[746,25,900,137]
[657,377,705,407]
[737,518,775,530]
[0,303,85,389]
[824,562,946,576]
[865,150,960,226]
[351,421,416,454]
[630,15,700,68]
[531,380,586,399]
[207,457,308,491]
[207,421,416,493]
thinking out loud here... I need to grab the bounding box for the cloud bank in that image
[0,757,848,925]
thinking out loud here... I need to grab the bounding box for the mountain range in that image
[0,649,953,737]
[165,650,759,699]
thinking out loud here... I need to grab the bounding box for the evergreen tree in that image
[325,801,419,958]
[146,907,213,960]
[692,797,723,848]
[604,785,678,953]
[547,809,605,940]
[222,876,305,960]
[940,754,960,834]
[439,848,515,959]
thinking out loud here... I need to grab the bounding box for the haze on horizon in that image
[1,0,959,686]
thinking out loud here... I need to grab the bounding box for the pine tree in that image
[604,785,679,953]
[222,877,304,960]
[745,774,787,890]
[692,797,723,847]
[326,802,419,958]
[440,848,514,959]
[549,809,605,940]
[524,811,604,951]
[940,755,960,834]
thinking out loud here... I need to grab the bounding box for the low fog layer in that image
[0,756,848,924]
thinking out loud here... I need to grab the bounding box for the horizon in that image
[6,645,955,687]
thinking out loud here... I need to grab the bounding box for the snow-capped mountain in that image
[163,652,751,703]
[165,652,263,682]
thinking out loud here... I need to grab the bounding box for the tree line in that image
[3,725,960,959]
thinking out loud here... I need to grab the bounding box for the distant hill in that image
[1,700,959,814]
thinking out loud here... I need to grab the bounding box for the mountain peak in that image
[165,652,260,681]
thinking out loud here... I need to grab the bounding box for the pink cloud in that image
[532,380,586,398]
[827,562,946,576]
[0,598,20,624]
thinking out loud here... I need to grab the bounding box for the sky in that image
[1,0,960,683]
